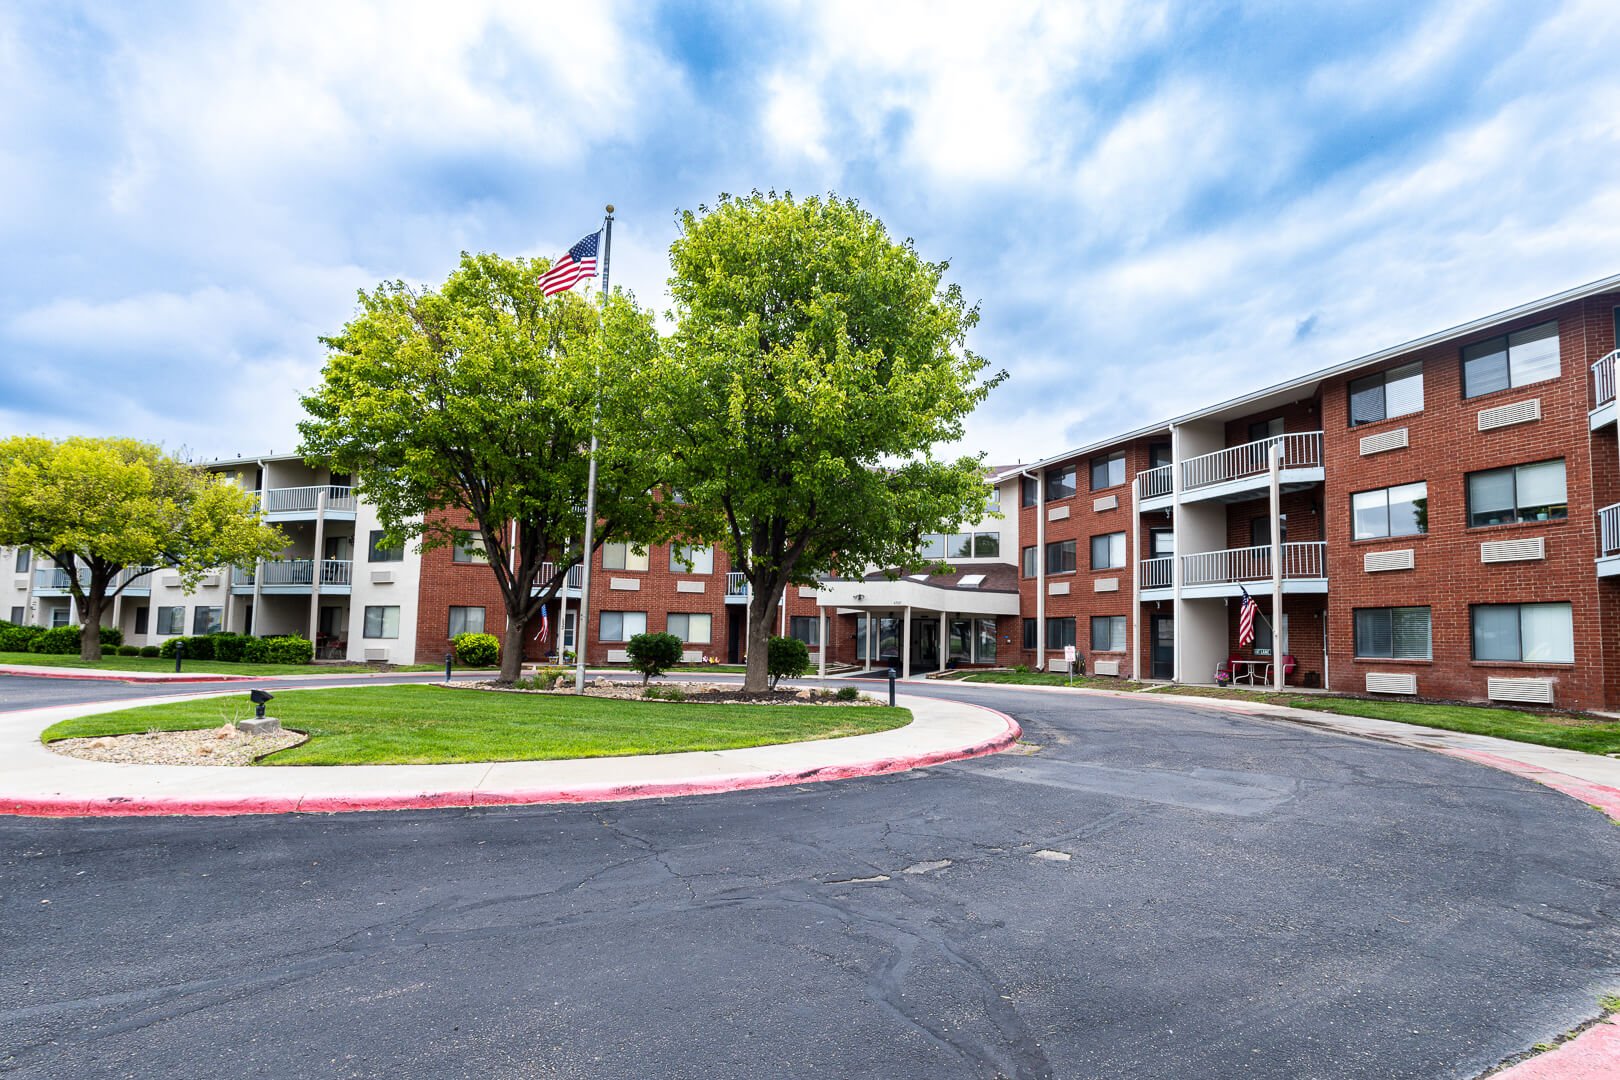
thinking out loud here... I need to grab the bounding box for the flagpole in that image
[572,204,614,693]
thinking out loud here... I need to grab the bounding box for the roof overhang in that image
[814,578,1020,616]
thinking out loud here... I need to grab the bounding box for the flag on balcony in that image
[538,232,600,296]
[535,605,550,645]
[1238,586,1258,648]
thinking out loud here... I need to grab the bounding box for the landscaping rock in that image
[235,717,282,736]
[50,726,306,767]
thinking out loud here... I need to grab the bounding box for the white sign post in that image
[1064,644,1077,686]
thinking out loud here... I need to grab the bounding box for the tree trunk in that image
[79,590,105,663]
[498,607,526,686]
[744,601,774,692]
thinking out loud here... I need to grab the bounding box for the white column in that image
[901,606,912,679]
[557,589,569,664]
[1269,441,1284,692]
[817,607,827,678]
[308,486,328,644]
[250,557,264,636]
[865,613,874,668]
[938,611,948,672]
[1170,424,1185,683]
[1034,471,1047,670]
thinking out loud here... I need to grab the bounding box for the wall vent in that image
[1093,658,1121,676]
[1477,398,1542,431]
[1365,672,1417,695]
[369,569,393,584]
[1487,676,1555,704]
[1364,549,1415,572]
[1359,428,1409,456]
[1093,577,1120,593]
[1093,494,1118,512]
[681,649,705,663]
[163,574,182,588]
[1048,658,1074,674]
[675,580,705,594]
[606,649,631,664]
[609,577,641,591]
[1481,537,1545,563]
[1047,505,1070,522]
[1048,581,1070,596]
[363,647,390,662]
[798,587,820,598]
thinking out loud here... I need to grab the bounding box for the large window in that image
[1248,417,1284,442]
[600,610,647,642]
[1021,475,1039,508]
[1089,532,1126,570]
[973,532,1001,558]
[785,615,819,647]
[1466,460,1566,527]
[14,547,28,572]
[669,545,713,574]
[602,542,648,572]
[1462,321,1560,398]
[1090,616,1126,652]
[1022,618,1037,650]
[1148,442,1172,468]
[923,530,1000,559]
[14,604,30,624]
[192,607,222,635]
[452,533,487,563]
[1021,545,1037,578]
[1045,617,1076,650]
[1471,603,1573,663]
[363,605,400,639]
[1045,465,1076,501]
[668,612,713,644]
[1348,362,1423,426]
[1352,482,1428,539]
[975,619,997,663]
[157,606,186,635]
[448,606,485,636]
[1354,607,1431,659]
[369,530,404,562]
[1150,529,1174,557]
[1089,452,1125,491]
[1045,539,1076,574]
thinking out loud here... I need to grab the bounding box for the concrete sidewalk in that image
[0,689,1018,817]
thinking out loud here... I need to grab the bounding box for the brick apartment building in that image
[8,273,1620,710]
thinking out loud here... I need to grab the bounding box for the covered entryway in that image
[813,565,1020,679]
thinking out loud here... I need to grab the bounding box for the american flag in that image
[1238,586,1258,648]
[538,232,600,296]
[534,605,549,645]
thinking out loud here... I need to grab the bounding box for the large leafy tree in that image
[299,252,664,685]
[0,436,286,661]
[638,192,1003,691]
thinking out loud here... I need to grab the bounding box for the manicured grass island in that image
[40,684,912,766]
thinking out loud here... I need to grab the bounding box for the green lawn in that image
[0,650,444,677]
[40,684,912,765]
[962,671,1150,692]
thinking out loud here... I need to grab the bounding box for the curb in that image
[0,701,1021,818]
[0,665,254,683]
[1436,747,1620,823]
[1489,1016,1620,1079]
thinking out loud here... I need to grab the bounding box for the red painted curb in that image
[1490,1017,1620,1079]
[0,702,1021,818]
[0,667,252,684]
[1435,747,1620,822]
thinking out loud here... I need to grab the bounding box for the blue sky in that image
[5,1,1620,466]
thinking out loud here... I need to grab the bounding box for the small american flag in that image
[1238,586,1258,648]
[538,232,600,296]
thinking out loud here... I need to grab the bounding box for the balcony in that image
[1180,432,1324,504]
[1136,464,1173,509]
[256,485,358,520]
[1180,542,1327,598]
[1598,503,1620,576]
[725,571,750,603]
[1140,555,1173,594]
[113,565,156,596]
[532,562,584,595]
[232,559,353,594]
[1592,350,1617,430]
[31,567,87,595]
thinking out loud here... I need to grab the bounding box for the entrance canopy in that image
[814,564,1019,617]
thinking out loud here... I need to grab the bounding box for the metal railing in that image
[233,559,353,587]
[258,485,356,514]
[114,565,156,592]
[1182,542,1326,586]
[32,567,86,593]
[1600,503,1620,558]
[1136,464,1173,500]
[1182,431,1323,491]
[1140,556,1173,589]
[725,571,749,597]
[537,562,584,589]
[1594,350,1617,410]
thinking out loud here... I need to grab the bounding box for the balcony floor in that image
[1178,469,1324,505]
[1597,555,1620,578]
[1181,579,1327,599]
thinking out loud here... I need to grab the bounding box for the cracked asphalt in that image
[2,678,1618,1079]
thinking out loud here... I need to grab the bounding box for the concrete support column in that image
[308,487,328,645]
[817,608,827,678]
[901,606,912,680]
[1269,442,1285,693]
[1034,471,1047,670]
[938,611,948,673]
[865,613,874,668]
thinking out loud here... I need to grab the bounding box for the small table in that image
[1230,659,1273,686]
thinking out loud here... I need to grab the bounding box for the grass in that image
[39,684,912,765]
[962,671,1150,692]
[0,650,444,676]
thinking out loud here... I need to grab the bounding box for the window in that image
[369,530,404,562]
[1089,532,1126,570]
[133,607,148,635]
[916,533,946,558]
[1089,452,1125,491]
[949,619,972,662]
[1021,545,1037,578]
[1466,460,1566,527]
[1352,482,1428,539]
[786,615,820,646]
[669,612,713,644]
[157,606,186,635]
[192,607,222,635]
[1045,539,1076,574]
[948,533,973,559]
[1462,321,1559,398]
[50,607,69,628]
[10,605,25,623]
[972,532,1000,557]
[1090,616,1126,652]
[1021,475,1039,508]
[1150,529,1174,557]
[364,605,400,638]
[448,606,485,636]
[602,542,649,572]
[1471,603,1573,663]
[1022,618,1037,650]
[669,544,714,574]
[1045,617,1076,650]
[1045,465,1076,501]
[1349,362,1423,426]
[1250,516,1287,547]
[599,611,647,642]
[1354,607,1432,659]
[975,618,997,663]
[14,548,28,572]
[452,534,487,563]
[1248,417,1284,442]
[1148,442,1172,468]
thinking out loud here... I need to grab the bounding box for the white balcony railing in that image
[1594,350,1617,410]
[32,567,85,592]
[1136,464,1173,500]
[726,571,749,598]
[1140,556,1173,589]
[114,565,156,592]
[233,559,353,588]
[1182,542,1326,587]
[1600,503,1620,558]
[536,562,584,589]
[258,485,356,514]
[1182,431,1323,492]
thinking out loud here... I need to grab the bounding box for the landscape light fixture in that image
[248,689,273,719]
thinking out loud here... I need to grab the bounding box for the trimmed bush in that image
[139,645,161,658]
[183,634,215,660]
[264,635,314,665]
[766,636,810,689]
[210,632,251,662]
[452,632,499,667]
[26,625,119,655]
[626,631,683,685]
[240,638,271,663]
[116,645,140,656]
[158,636,187,659]
[0,622,44,652]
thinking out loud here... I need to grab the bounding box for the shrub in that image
[139,645,161,658]
[644,684,686,701]
[264,635,314,665]
[116,645,140,656]
[183,634,215,660]
[211,632,251,662]
[626,631,683,685]
[835,686,859,702]
[240,638,271,663]
[452,632,500,667]
[0,622,44,651]
[766,636,810,690]
[26,625,122,655]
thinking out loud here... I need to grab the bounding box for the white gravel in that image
[49,724,306,767]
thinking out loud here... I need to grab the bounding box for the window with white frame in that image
[156,606,185,634]
[364,605,400,639]
[14,548,29,572]
[1462,321,1560,398]
[1089,452,1125,491]
[667,612,712,644]
[1471,603,1573,663]
[448,606,485,636]
[562,611,576,649]
[50,607,70,628]
[602,542,648,572]
[1090,616,1126,652]
[451,534,487,563]
[1348,362,1423,426]
[1466,460,1566,527]
[668,545,713,574]
[192,607,222,635]
[599,611,646,642]
[1021,545,1037,578]
[1089,532,1126,570]
[973,532,1000,557]
[1354,607,1431,659]
[789,615,819,646]
[1352,482,1428,539]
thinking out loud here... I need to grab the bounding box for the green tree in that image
[0,436,286,662]
[626,631,683,686]
[638,192,1002,691]
[300,252,666,685]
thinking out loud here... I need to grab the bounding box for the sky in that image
[5,0,1620,467]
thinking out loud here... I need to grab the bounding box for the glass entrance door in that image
[1151,614,1174,679]
[911,618,941,671]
